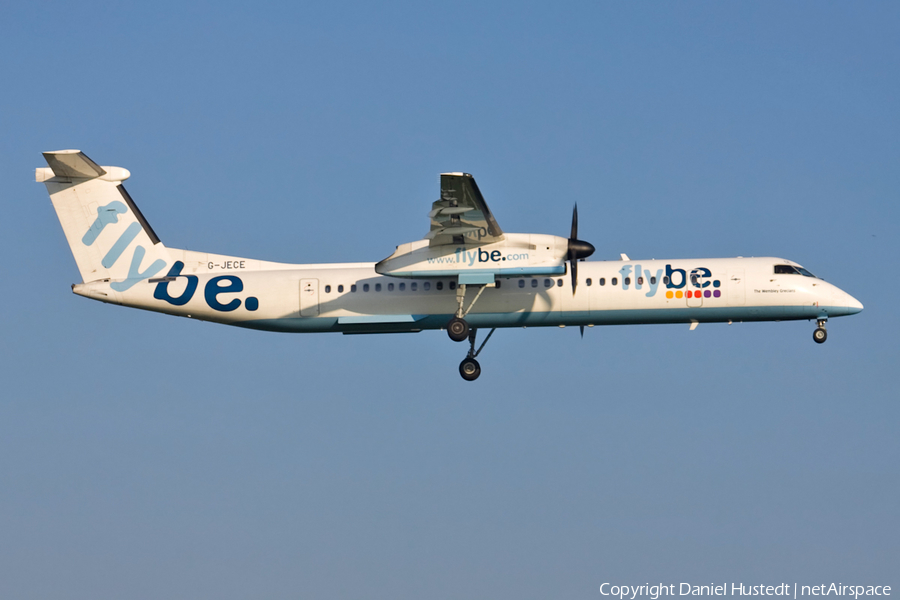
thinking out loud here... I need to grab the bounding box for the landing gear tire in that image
[459,358,481,381]
[447,317,469,342]
[813,327,827,344]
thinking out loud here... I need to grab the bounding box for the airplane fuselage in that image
[39,150,863,380]
[73,256,862,334]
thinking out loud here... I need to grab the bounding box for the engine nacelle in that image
[375,233,568,284]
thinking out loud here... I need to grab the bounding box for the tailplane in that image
[37,150,171,290]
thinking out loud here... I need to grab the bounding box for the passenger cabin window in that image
[363,283,370,292]
[495,280,500,288]
[650,276,656,285]
[338,284,344,293]
[612,278,618,286]
[411,282,417,291]
[599,278,605,286]
[423,282,431,291]
[663,276,669,285]
[375,283,381,292]
[519,279,525,288]
[544,279,552,288]
[531,279,538,288]
[637,277,643,285]
[586,278,592,286]
[399,282,405,291]
[351,284,357,292]
[557,279,563,287]
[436,281,443,290]
[449,281,456,290]
[624,277,631,285]
[388,283,394,291]
[325,285,331,293]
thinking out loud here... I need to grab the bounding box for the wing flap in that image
[428,173,504,246]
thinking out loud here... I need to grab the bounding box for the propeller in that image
[567,203,595,295]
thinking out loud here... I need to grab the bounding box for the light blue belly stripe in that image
[338,315,417,324]
[235,305,854,334]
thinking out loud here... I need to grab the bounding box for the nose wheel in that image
[457,327,496,381]
[813,319,827,344]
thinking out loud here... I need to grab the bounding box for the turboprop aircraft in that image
[38,150,863,381]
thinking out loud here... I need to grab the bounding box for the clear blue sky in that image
[1,2,897,598]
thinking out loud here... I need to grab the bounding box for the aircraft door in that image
[299,278,319,316]
[726,270,745,306]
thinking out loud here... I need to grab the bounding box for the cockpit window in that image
[774,264,817,278]
[774,265,800,275]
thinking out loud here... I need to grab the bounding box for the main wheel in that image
[447,317,469,342]
[459,358,481,381]
[813,327,827,344]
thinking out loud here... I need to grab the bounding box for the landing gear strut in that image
[446,283,490,342]
[813,319,827,344]
[458,327,496,381]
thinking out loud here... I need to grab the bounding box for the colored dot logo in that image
[666,281,722,300]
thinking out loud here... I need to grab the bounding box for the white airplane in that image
[38,150,863,380]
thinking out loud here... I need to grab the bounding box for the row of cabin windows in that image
[322,275,668,294]
[519,278,566,288]
[323,280,498,294]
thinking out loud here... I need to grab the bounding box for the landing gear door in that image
[300,278,319,316]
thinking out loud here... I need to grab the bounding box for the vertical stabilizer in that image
[37,150,171,290]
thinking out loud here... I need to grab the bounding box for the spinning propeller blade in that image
[566,203,595,295]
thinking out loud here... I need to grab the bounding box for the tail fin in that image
[37,150,171,291]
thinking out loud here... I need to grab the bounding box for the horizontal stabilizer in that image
[43,150,106,178]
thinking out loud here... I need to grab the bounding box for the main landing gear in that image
[446,283,489,343]
[444,282,496,380]
[459,327,496,381]
[813,319,827,344]
[447,317,469,342]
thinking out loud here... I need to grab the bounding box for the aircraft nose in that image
[846,293,864,314]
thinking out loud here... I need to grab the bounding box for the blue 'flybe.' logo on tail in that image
[81,201,166,291]
[82,201,127,245]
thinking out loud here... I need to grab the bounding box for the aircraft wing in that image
[426,173,504,246]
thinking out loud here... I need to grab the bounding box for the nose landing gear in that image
[458,327,496,381]
[813,319,827,344]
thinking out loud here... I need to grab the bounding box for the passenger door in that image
[686,269,704,307]
[726,270,745,306]
[300,278,319,316]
